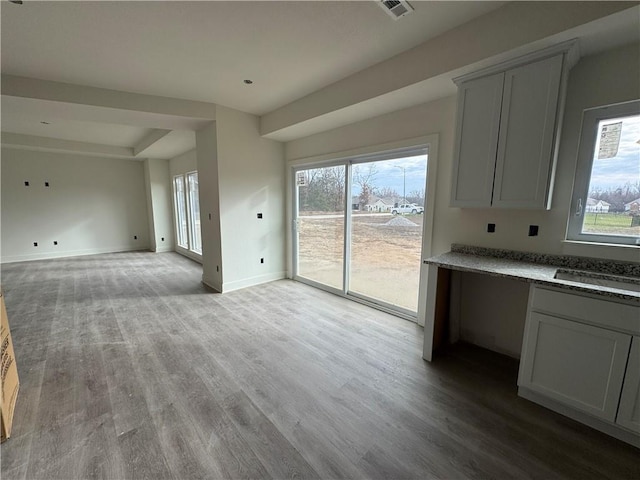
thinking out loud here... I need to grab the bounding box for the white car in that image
[391,203,423,215]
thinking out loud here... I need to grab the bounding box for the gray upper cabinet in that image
[451,42,575,209]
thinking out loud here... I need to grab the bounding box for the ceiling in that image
[1,1,638,160]
[1,1,507,115]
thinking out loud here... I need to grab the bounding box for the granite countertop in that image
[424,245,640,303]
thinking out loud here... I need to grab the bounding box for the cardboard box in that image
[1,290,19,442]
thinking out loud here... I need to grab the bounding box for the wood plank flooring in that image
[1,251,638,479]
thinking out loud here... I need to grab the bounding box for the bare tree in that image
[406,188,425,206]
[375,186,399,200]
[353,164,378,208]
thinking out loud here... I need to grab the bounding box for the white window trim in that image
[173,171,202,256]
[173,174,189,249]
[566,100,640,247]
[185,171,202,255]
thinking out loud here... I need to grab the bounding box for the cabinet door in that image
[450,72,504,208]
[617,336,640,433]
[519,312,630,421]
[493,54,563,209]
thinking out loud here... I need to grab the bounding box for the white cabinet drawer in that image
[530,287,639,334]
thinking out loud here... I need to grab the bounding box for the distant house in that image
[585,198,610,213]
[624,198,640,212]
[361,196,396,212]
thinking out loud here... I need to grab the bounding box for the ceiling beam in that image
[260,1,636,141]
[133,129,172,157]
[1,75,217,121]
[1,132,136,159]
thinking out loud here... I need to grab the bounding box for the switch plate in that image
[487,223,496,233]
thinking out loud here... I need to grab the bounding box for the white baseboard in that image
[0,245,150,264]
[202,276,222,293]
[154,245,175,253]
[222,271,286,293]
[175,247,203,264]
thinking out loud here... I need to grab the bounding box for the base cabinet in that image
[617,336,640,434]
[519,312,630,421]
[519,286,640,446]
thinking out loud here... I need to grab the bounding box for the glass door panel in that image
[349,155,428,312]
[186,172,202,254]
[173,175,188,248]
[295,165,346,290]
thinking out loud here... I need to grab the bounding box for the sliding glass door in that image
[294,165,346,291]
[349,155,427,312]
[293,148,428,316]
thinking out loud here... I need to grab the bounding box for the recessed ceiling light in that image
[243,79,253,85]
[40,121,50,125]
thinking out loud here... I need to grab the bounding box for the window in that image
[186,172,202,254]
[173,172,202,254]
[173,175,188,248]
[567,101,640,246]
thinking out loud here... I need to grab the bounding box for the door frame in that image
[287,135,439,326]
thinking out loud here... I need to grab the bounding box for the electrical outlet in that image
[45,182,50,187]
[161,237,165,242]
[24,181,29,187]
[33,242,38,247]
[216,265,219,272]
[487,223,496,233]
[528,225,539,237]
[134,235,138,240]
[257,213,263,219]
[53,241,58,245]
[260,258,264,264]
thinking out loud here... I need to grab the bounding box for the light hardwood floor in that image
[0,252,637,479]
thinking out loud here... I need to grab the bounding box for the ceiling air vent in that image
[379,0,414,20]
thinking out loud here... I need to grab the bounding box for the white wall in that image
[196,123,223,290]
[216,106,286,292]
[144,158,174,253]
[169,149,197,177]
[1,148,149,262]
[284,42,640,355]
[457,272,530,358]
[286,43,640,261]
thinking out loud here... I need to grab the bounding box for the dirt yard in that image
[297,212,424,311]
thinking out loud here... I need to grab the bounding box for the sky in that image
[351,154,428,199]
[589,114,640,192]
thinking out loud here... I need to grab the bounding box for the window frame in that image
[185,171,202,254]
[173,174,189,249]
[567,100,640,246]
[173,171,202,254]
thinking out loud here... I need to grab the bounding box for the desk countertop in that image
[425,245,639,303]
